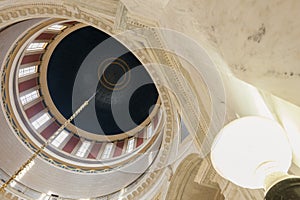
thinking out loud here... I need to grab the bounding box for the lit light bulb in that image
[211,116,292,189]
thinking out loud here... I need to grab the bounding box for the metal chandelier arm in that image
[0,92,97,192]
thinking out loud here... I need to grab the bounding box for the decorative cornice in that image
[0,1,212,199]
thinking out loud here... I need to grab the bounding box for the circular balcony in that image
[6,19,162,169]
[0,18,174,199]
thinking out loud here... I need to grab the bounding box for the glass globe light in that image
[211,116,292,189]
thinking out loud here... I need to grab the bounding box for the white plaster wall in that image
[121,0,300,108]
[222,73,275,120]
[270,96,300,169]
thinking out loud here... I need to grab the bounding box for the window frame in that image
[51,130,69,148]
[26,42,48,51]
[101,143,113,159]
[18,65,38,78]
[76,140,91,157]
[20,90,40,105]
[31,113,51,129]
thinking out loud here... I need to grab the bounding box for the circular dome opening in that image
[47,26,159,135]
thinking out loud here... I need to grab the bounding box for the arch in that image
[166,153,224,200]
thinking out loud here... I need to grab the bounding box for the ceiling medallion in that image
[98,57,131,91]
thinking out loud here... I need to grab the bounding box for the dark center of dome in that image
[103,64,125,86]
[99,58,130,90]
[47,26,158,135]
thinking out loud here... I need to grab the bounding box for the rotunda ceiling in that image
[47,26,159,135]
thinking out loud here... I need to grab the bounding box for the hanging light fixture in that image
[0,91,98,192]
[210,116,300,199]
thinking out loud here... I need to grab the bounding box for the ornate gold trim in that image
[38,21,161,141]
[0,2,180,199]
[0,4,170,172]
